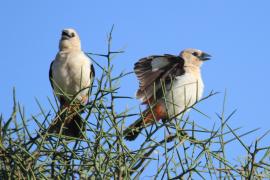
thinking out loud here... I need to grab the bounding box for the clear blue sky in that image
[1,0,269,175]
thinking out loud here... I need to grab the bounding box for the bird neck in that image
[184,65,201,76]
[59,39,81,52]
[60,47,81,52]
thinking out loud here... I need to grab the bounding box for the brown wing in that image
[134,54,185,103]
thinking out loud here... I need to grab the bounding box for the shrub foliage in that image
[0,28,269,179]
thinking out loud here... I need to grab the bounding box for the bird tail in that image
[48,105,85,138]
[123,117,144,141]
[124,104,164,141]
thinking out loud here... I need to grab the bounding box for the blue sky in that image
[1,0,270,175]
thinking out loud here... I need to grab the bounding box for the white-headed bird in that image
[48,28,95,137]
[124,49,211,141]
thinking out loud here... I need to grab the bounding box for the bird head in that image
[59,28,81,51]
[180,48,211,67]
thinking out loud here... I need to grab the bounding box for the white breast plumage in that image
[165,72,204,117]
[52,51,91,102]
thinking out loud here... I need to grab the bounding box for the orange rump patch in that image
[143,103,166,125]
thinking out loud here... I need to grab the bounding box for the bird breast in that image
[52,51,91,101]
[165,72,204,117]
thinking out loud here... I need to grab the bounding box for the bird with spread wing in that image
[48,28,95,137]
[124,49,211,141]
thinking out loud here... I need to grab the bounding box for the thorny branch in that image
[0,28,269,179]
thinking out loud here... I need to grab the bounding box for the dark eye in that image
[71,32,75,37]
[192,52,199,56]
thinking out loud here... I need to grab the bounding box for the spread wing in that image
[134,54,185,103]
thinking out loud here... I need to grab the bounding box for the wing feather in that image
[89,63,95,95]
[134,54,185,103]
[49,60,55,90]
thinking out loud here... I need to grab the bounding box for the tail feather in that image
[123,118,144,141]
[124,103,167,141]
[48,105,85,138]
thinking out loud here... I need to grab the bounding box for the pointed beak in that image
[61,30,72,39]
[62,30,69,37]
[200,52,211,61]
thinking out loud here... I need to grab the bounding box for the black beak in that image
[61,30,72,38]
[200,52,211,61]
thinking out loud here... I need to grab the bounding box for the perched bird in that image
[124,49,211,141]
[48,28,95,137]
